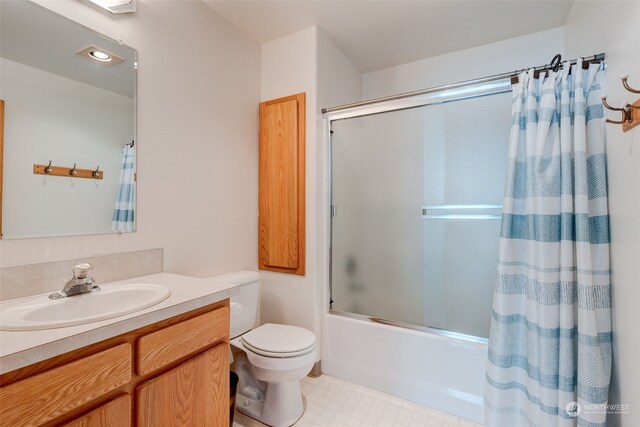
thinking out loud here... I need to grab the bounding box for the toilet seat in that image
[242,340,316,358]
[241,323,316,358]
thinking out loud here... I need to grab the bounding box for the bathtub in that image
[321,312,487,423]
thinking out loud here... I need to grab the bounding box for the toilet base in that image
[233,351,307,427]
[236,381,304,427]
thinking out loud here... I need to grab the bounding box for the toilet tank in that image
[205,270,260,339]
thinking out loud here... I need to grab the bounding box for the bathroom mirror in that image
[0,0,137,239]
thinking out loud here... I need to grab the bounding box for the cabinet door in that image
[259,93,306,275]
[64,395,131,427]
[136,343,229,427]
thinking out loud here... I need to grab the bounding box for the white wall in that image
[0,1,260,281]
[362,27,565,99]
[316,29,362,112]
[259,26,319,341]
[1,58,133,238]
[564,3,640,425]
[259,26,361,357]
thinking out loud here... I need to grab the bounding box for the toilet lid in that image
[241,323,316,356]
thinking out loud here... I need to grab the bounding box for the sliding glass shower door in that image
[330,91,511,339]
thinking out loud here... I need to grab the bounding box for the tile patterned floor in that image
[233,374,483,427]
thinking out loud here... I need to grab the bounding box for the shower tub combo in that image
[321,77,514,423]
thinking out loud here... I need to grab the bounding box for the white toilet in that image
[207,271,317,427]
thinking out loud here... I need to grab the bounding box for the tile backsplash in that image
[0,249,163,301]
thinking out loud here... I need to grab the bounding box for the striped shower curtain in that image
[485,59,612,427]
[112,144,135,233]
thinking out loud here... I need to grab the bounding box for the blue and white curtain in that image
[485,59,612,427]
[112,144,135,233]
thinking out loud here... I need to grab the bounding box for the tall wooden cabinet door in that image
[259,93,306,275]
[63,395,131,427]
[136,343,229,427]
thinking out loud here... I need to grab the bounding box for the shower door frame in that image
[324,77,513,345]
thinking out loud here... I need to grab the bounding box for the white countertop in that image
[0,273,236,374]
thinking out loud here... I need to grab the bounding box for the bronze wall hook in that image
[602,96,632,124]
[621,74,640,94]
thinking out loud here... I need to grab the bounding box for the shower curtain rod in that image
[322,53,605,115]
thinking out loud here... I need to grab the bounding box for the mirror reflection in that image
[0,0,137,239]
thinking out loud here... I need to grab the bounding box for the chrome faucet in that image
[49,263,101,299]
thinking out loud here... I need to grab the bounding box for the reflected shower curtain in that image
[112,144,135,232]
[485,60,612,427]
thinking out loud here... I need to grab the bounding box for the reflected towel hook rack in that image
[33,163,104,180]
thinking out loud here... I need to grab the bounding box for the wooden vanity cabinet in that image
[0,299,230,427]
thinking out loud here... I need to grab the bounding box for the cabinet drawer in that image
[137,307,229,376]
[0,344,132,427]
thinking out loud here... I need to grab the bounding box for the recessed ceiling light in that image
[76,45,125,66]
[88,50,112,62]
[87,0,136,14]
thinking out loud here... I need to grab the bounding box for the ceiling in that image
[1,0,136,97]
[204,0,574,73]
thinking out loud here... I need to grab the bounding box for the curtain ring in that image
[549,54,562,72]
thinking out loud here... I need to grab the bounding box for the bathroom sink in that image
[0,284,171,331]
